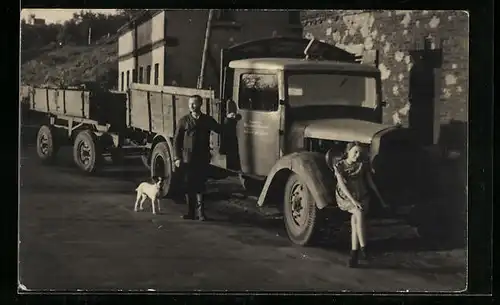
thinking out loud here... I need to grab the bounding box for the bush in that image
[20,10,138,90]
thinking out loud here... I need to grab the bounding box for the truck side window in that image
[238,73,279,112]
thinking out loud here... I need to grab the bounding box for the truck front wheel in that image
[283,173,319,246]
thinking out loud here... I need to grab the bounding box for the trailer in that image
[20,37,445,246]
[20,83,213,176]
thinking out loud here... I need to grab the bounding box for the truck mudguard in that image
[257,151,336,210]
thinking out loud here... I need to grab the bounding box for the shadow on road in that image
[204,189,466,254]
[21,146,466,258]
[369,235,466,253]
[358,263,465,279]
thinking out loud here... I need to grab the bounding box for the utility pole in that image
[197,9,214,89]
[88,27,92,45]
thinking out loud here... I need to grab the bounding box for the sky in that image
[20,9,118,24]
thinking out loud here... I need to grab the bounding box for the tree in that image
[117,9,147,21]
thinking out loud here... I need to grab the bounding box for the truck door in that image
[233,70,282,177]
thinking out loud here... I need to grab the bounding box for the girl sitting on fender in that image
[330,141,387,268]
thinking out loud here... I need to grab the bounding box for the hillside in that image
[21,39,118,89]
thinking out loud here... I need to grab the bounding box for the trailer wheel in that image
[73,130,102,173]
[36,125,59,163]
[150,142,178,198]
[283,173,319,246]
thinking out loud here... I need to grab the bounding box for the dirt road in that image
[19,146,466,292]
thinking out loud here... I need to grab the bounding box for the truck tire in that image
[36,125,59,163]
[73,130,103,173]
[283,173,320,246]
[150,142,178,198]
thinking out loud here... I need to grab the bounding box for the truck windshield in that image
[287,73,378,109]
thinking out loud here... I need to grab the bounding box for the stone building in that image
[302,10,468,148]
[117,10,302,93]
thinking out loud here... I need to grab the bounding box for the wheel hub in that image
[39,134,49,155]
[290,183,307,227]
[153,155,171,196]
[79,141,92,165]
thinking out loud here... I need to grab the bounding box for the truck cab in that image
[210,40,435,246]
[225,57,387,178]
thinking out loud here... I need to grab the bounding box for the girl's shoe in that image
[348,250,359,268]
[359,246,371,263]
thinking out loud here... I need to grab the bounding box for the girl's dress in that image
[334,158,371,212]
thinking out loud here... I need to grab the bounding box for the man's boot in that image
[182,194,195,220]
[195,193,207,221]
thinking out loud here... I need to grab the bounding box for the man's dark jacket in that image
[173,113,224,165]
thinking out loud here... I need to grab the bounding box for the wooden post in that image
[88,27,92,45]
[197,9,214,89]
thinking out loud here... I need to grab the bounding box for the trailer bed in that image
[20,85,128,129]
[127,83,216,137]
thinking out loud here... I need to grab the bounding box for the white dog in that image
[134,176,164,215]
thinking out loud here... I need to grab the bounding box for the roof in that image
[116,10,164,36]
[228,58,380,73]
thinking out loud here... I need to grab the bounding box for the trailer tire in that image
[36,125,59,163]
[150,142,179,198]
[73,130,103,173]
[283,173,320,246]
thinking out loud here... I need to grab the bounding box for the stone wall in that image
[302,10,468,149]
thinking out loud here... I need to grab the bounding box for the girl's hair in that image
[343,141,362,159]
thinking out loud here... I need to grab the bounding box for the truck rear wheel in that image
[36,125,59,163]
[283,173,319,246]
[73,130,102,173]
[150,142,178,198]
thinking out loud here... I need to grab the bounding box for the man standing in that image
[173,95,236,221]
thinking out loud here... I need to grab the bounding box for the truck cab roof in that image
[228,57,380,73]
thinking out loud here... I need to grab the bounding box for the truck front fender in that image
[257,151,335,210]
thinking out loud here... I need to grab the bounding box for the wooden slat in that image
[149,91,163,133]
[130,83,215,99]
[129,89,150,131]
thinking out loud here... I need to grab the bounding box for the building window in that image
[126,70,130,89]
[214,9,234,21]
[154,63,159,85]
[139,66,144,83]
[132,69,137,82]
[288,11,301,25]
[146,65,152,84]
[120,72,124,91]
[238,73,279,112]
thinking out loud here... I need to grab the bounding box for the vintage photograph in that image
[19,9,468,292]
